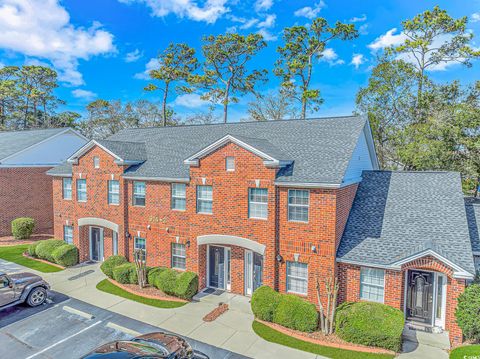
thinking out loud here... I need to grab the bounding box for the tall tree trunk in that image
[223,80,231,124]
[162,83,169,127]
[475,176,479,198]
[301,99,307,120]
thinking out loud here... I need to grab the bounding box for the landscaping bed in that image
[0,234,53,246]
[22,252,65,269]
[107,278,187,303]
[0,244,63,273]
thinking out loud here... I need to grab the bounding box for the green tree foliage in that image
[275,18,358,119]
[455,284,480,341]
[248,88,299,121]
[145,43,199,126]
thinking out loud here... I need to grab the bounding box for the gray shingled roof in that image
[337,171,476,276]
[0,128,67,161]
[466,198,480,253]
[96,140,147,163]
[46,161,72,176]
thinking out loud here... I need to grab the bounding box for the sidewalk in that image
[1,260,323,359]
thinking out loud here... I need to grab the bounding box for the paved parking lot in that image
[0,296,248,359]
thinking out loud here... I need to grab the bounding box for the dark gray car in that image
[0,272,50,309]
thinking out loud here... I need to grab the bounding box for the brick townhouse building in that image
[47,116,479,345]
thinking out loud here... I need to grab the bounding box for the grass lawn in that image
[252,320,395,359]
[96,279,186,309]
[0,244,63,273]
[450,345,480,359]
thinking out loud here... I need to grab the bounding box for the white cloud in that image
[471,12,480,23]
[320,48,345,66]
[240,18,259,30]
[173,93,209,108]
[134,58,157,80]
[119,0,229,24]
[254,0,273,12]
[72,89,97,101]
[358,23,368,35]
[0,0,115,86]
[125,49,143,63]
[294,1,325,19]
[350,53,365,69]
[258,28,277,41]
[368,28,407,50]
[0,62,4,69]
[349,14,367,23]
[257,14,275,28]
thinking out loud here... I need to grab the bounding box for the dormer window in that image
[226,157,235,171]
[93,156,100,168]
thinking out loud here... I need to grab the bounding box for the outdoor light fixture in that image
[311,245,317,253]
[125,231,131,239]
[276,254,283,263]
[186,240,191,248]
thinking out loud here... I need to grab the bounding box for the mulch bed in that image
[107,278,188,303]
[256,319,396,355]
[0,234,53,246]
[203,303,229,322]
[22,252,65,269]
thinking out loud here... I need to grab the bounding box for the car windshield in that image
[115,341,169,356]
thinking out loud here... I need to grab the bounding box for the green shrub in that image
[112,263,138,284]
[273,294,318,332]
[456,284,480,342]
[52,244,78,267]
[28,242,40,257]
[11,217,35,239]
[335,302,404,352]
[100,255,128,279]
[147,267,167,288]
[174,271,198,299]
[157,269,178,295]
[35,239,66,262]
[251,286,281,322]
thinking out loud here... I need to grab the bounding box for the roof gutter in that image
[274,177,361,189]
[121,175,190,183]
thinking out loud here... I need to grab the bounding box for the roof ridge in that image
[0,127,66,134]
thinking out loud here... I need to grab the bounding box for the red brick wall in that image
[0,167,53,236]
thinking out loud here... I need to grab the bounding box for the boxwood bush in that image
[456,284,480,342]
[101,255,128,279]
[52,244,78,267]
[157,269,178,295]
[174,271,198,299]
[147,267,167,288]
[28,242,40,257]
[335,302,404,352]
[251,286,281,322]
[273,294,319,332]
[11,217,35,239]
[35,239,66,262]
[112,263,138,284]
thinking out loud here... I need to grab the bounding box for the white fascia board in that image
[122,176,190,183]
[274,178,361,189]
[46,172,72,177]
[473,251,480,256]
[363,118,380,170]
[0,163,61,168]
[68,140,123,164]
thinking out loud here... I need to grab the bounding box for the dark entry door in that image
[407,270,434,324]
[209,246,225,289]
[91,228,101,261]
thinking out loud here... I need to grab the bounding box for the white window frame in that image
[226,156,235,171]
[286,261,308,295]
[288,189,310,222]
[133,181,146,207]
[197,185,213,214]
[134,237,146,261]
[171,243,186,270]
[108,180,120,205]
[171,183,186,211]
[63,178,72,200]
[360,267,385,303]
[93,156,100,168]
[63,225,73,244]
[248,188,268,219]
[77,179,87,202]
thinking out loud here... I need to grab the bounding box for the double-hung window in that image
[360,267,385,303]
[197,185,212,214]
[171,183,186,211]
[134,237,146,261]
[77,179,87,202]
[108,180,120,205]
[63,178,72,200]
[226,157,235,171]
[171,243,186,270]
[286,261,308,295]
[248,188,268,219]
[63,225,73,244]
[133,181,146,206]
[288,189,309,222]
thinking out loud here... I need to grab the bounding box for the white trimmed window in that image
[171,243,186,270]
[226,157,235,171]
[63,178,72,200]
[360,267,385,303]
[288,189,309,222]
[133,181,146,206]
[286,261,308,295]
[77,179,87,202]
[171,183,186,211]
[249,188,268,219]
[134,237,146,261]
[93,156,100,168]
[63,225,73,244]
[197,185,212,214]
[108,180,120,205]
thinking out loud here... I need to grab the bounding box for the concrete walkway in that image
[399,325,450,359]
[0,260,324,359]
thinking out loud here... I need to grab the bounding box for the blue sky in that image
[0,0,479,121]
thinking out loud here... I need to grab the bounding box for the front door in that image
[209,246,226,289]
[407,270,434,324]
[90,227,102,261]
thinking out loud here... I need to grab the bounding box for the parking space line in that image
[106,322,141,337]
[24,320,102,359]
[62,305,94,320]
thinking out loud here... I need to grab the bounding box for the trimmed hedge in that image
[157,269,178,295]
[147,267,167,288]
[174,271,198,300]
[273,294,319,332]
[100,255,128,279]
[455,284,480,341]
[335,302,404,352]
[28,242,40,257]
[11,217,35,239]
[52,244,78,267]
[251,285,281,322]
[113,263,138,284]
[35,239,66,262]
